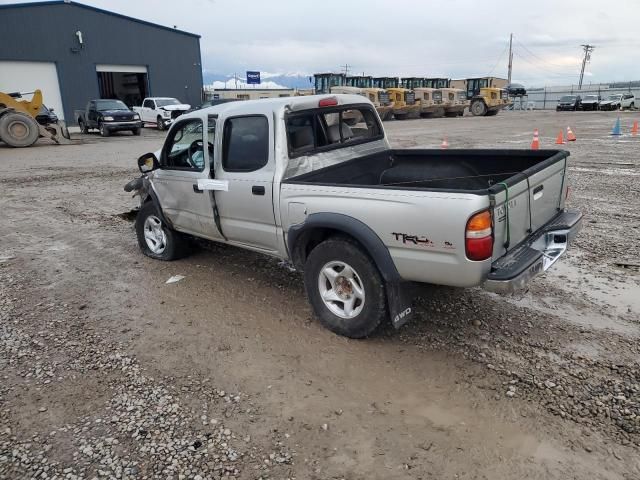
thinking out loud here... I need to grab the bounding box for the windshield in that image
[584,95,598,101]
[96,100,128,111]
[559,96,576,102]
[608,94,622,101]
[156,98,181,107]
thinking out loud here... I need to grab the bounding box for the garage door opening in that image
[96,64,148,108]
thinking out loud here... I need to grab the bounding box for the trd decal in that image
[392,232,434,247]
[392,233,456,250]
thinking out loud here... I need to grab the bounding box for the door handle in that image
[193,184,203,193]
[252,185,265,195]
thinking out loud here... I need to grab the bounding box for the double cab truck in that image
[75,99,142,137]
[132,97,191,131]
[125,95,582,339]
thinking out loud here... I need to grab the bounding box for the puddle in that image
[501,259,639,337]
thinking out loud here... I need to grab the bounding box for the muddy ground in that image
[0,110,638,479]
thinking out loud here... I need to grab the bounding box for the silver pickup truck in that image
[124,94,582,338]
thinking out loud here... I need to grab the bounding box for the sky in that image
[4,0,640,87]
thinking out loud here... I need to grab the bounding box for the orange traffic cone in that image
[632,120,638,136]
[566,126,576,142]
[531,129,540,150]
[441,136,449,149]
[555,130,565,144]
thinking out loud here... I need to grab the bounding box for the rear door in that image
[491,154,567,257]
[142,99,155,123]
[213,114,278,252]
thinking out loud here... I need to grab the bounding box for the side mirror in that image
[138,153,159,173]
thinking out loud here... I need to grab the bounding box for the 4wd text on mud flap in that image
[393,307,412,325]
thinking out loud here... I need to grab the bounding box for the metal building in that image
[0,1,203,123]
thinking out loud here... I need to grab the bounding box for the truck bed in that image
[284,148,569,263]
[284,149,567,193]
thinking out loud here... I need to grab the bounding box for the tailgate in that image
[490,151,568,258]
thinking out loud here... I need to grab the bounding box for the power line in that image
[512,51,580,78]
[486,41,510,77]
[513,38,578,71]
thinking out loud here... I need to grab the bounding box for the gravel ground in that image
[0,110,639,479]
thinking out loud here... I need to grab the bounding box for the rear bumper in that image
[483,209,582,294]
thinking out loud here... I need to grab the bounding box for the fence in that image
[518,81,640,110]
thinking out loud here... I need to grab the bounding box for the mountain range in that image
[202,72,314,90]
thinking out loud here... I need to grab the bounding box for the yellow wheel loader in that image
[442,88,469,117]
[0,90,70,147]
[387,88,421,120]
[452,78,510,116]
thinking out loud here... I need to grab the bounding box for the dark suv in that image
[556,95,581,111]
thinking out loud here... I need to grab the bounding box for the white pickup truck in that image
[132,97,191,131]
[124,95,582,338]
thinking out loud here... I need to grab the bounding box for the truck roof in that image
[186,94,374,119]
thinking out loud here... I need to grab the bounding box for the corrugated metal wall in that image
[0,2,203,123]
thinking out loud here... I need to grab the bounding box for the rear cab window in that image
[286,105,382,158]
[222,115,269,172]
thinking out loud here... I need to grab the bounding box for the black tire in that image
[157,116,165,131]
[132,128,141,136]
[0,111,40,147]
[486,109,499,116]
[470,99,487,116]
[304,237,387,338]
[394,113,408,120]
[79,119,89,134]
[99,122,110,137]
[135,201,188,261]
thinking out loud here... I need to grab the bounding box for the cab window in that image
[222,116,269,172]
[161,118,205,171]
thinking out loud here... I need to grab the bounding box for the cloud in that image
[5,0,640,86]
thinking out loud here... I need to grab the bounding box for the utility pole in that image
[507,33,513,84]
[578,44,595,90]
[341,64,351,76]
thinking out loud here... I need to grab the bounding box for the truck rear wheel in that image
[135,201,188,261]
[0,111,40,147]
[304,238,387,338]
[470,99,487,116]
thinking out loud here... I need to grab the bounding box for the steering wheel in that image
[187,140,214,168]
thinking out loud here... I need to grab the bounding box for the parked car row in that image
[74,97,190,136]
[556,93,636,111]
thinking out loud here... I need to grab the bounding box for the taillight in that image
[465,210,493,261]
[319,97,338,107]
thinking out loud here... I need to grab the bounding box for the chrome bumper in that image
[484,209,583,294]
[106,121,143,129]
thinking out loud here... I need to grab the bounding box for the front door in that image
[213,114,278,252]
[151,116,222,240]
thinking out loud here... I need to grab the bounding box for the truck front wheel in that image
[304,238,387,338]
[135,201,188,261]
[157,116,165,131]
[99,122,110,137]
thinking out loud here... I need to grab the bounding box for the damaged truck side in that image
[125,94,582,338]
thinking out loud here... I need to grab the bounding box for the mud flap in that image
[387,281,414,329]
